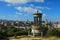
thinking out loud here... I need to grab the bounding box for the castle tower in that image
[32,11,42,37]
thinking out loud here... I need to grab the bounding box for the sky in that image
[0,0,60,22]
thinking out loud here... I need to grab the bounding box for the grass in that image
[9,35,60,40]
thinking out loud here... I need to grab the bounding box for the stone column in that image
[34,17,38,26]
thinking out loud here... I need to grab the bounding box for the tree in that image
[7,26,16,37]
[0,30,9,40]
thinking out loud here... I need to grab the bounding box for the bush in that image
[7,26,16,37]
[0,30,9,40]
[42,27,48,36]
[7,26,29,37]
[46,28,60,37]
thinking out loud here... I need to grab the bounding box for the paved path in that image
[9,37,60,40]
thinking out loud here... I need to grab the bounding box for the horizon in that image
[0,0,60,22]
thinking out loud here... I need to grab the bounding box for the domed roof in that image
[33,10,42,15]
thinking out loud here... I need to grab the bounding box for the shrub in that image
[0,30,9,40]
[42,27,48,36]
[46,28,60,37]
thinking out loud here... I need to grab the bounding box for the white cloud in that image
[6,4,12,6]
[36,6,44,9]
[43,14,47,17]
[5,0,28,4]
[36,6,51,10]
[0,0,44,4]
[24,7,37,13]
[35,0,44,2]
[15,6,42,13]
[8,15,12,17]
[24,14,27,16]
[45,7,51,10]
[16,7,23,11]
[30,4,34,7]
[13,15,19,18]
[16,12,22,15]
[0,16,6,19]
[0,0,4,1]
[16,7,36,13]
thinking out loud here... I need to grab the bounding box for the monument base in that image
[31,26,41,37]
[32,29,41,36]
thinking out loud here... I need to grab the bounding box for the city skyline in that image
[0,0,60,22]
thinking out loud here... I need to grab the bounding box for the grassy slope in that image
[9,36,60,40]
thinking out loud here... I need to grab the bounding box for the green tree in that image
[7,26,16,37]
[0,30,9,40]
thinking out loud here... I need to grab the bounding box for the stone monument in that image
[32,11,42,37]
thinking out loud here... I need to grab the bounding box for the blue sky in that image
[0,0,60,22]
